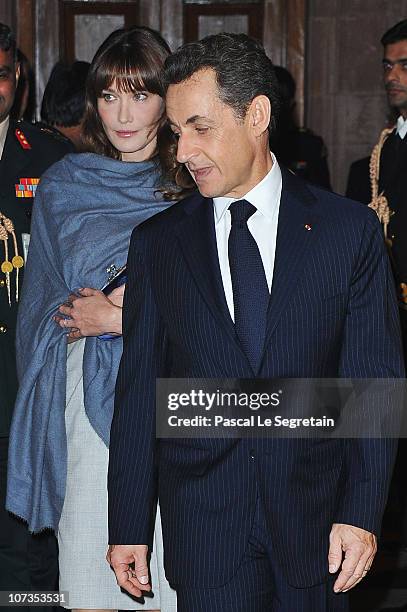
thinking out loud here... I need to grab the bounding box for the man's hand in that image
[106,544,151,597]
[328,523,377,593]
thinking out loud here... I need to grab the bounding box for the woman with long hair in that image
[6,27,178,612]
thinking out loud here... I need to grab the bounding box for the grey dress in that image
[58,340,176,610]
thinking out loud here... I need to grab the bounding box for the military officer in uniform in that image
[0,23,73,606]
[346,19,407,359]
[347,20,407,561]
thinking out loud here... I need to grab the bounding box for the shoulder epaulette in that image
[15,128,31,150]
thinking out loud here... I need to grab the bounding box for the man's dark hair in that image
[41,61,90,127]
[163,32,280,132]
[381,19,407,46]
[0,22,17,62]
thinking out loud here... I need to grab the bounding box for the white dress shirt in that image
[0,116,9,161]
[213,153,282,321]
[396,115,407,140]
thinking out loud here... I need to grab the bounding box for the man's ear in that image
[248,95,271,137]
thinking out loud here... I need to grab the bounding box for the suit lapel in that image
[175,193,242,349]
[263,169,319,353]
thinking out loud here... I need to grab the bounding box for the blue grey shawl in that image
[6,153,173,532]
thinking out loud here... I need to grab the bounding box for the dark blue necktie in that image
[228,199,270,371]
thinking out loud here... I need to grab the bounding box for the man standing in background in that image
[38,60,90,150]
[347,19,407,334]
[270,65,332,189]
[0,22,73,608]
[347,18,407,555]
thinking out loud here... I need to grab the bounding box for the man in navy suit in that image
[107,34,404,611]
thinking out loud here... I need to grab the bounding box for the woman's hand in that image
[106,283,125,307]
[54,286,124,342]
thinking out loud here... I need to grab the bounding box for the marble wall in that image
[306,1,407,194]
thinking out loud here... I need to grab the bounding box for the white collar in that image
[396,115,407,140]
[213,152,282,224]
[0,115,10,160]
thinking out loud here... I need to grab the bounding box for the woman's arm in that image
[54,285,124,341]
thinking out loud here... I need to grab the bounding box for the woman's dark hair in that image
[157,123,196,200]
[159,33,280,199]
[82,26,171,159]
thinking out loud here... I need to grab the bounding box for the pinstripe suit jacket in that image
[108,168,404,588]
